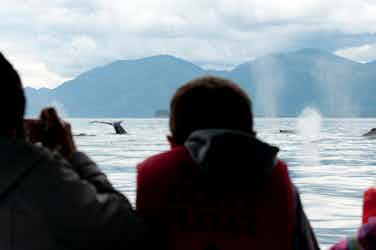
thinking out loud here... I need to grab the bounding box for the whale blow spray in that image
[297,107,322,166]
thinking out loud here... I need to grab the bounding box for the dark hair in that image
[169,76,254,144]
[0,53,25,135]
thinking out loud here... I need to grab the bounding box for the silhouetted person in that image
[136,76,319,250]
[0,52,147,250]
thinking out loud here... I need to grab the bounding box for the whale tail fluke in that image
[90,121,127,134]
[113,121,127,134]
[90,121,113,126]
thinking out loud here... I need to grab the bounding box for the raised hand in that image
[39,107,76,157]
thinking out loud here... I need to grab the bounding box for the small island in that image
[155,110,169,118]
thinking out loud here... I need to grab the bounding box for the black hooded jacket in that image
[186,130,319,250]
[0,137,148,250]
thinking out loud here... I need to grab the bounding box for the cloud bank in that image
[2,0,376,88]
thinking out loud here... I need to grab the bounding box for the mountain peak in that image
[143,54,182,61]
[107,54,202,71]
[280,48,360,65]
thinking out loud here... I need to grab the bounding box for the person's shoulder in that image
[271,158,294,191]
[329,239,349,250]
[137,145,189,174]
[139,146,188,167]
[275,158,288,168]
[273,158,290,176]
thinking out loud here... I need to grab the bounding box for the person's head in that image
[169,76,254,145]
[0,53,25,137]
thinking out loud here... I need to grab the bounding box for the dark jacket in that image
[0,137,147,250]
[137,129,319,250]
[187,129,319,249]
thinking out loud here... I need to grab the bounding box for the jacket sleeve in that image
[29,150,149,250]
[68,151,118,193]
[292,185,321,250]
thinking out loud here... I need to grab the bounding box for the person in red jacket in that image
[330,188,376,250]
[136,76,319,250]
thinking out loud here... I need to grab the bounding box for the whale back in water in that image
[363,128,376,137]
[279,129,296,134]
[73,133,96,137]
[90,121,127,134]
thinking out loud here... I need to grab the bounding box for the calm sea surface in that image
[69,118,376,249]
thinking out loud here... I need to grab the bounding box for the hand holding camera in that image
[24,107,76,157]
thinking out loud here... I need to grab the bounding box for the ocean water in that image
[69,118,376,249]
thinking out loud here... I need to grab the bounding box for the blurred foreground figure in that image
[331,188,376,250]
[136,76,319,250]
[0,53,147,250]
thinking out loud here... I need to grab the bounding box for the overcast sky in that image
[2,0,376,88]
